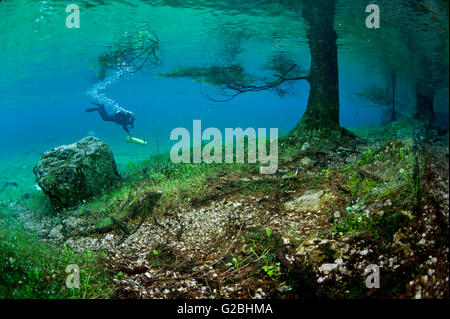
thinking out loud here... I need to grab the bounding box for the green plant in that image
[114,271,123,279]
[0,218,113,299]
[332,203,409,244]
[332,204,366,236]
[232,257,239,269]
[249,246,268,259]
[357,148,375,166]
[321,168,330,180]
[261,262,281,280]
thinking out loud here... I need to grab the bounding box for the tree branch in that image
[204,64,309,102]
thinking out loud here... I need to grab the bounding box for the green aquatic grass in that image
[119,155,255,209]
[0,121,423,298]
[332,137,416,242]
[0,215,113,299]
[331,207,409,244]
[47,150,258,231]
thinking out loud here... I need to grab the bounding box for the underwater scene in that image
[0,0,448,302]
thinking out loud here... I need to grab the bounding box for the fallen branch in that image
[121,265,149,275]
[127,192,161,220]
[176,224,185,241]
[337,184,352,195]
[71,192,161,238]
[357,168,384,182]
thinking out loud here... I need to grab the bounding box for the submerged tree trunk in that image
[392,72,396,121]
[298,0,340,130]
[414,83,435,122]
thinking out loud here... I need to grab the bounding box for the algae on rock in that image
[34,137,120,210]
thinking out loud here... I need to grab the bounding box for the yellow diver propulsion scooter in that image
[126,135,147,146]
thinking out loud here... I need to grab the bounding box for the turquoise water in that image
[0,0,448,199]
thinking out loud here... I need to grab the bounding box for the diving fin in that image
[85,107,99,113]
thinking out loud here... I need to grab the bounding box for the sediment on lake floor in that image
[2,121,448,299]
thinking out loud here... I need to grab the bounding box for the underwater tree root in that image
[356,168,383,182]
[121,264,149,275]
[75,192,162,238]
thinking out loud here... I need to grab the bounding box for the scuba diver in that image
[86,102,135,134]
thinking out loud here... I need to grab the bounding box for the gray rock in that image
[319,263,338,274]
[334,258,344,265]
[300,156,313,168]
[301,142,311,151]
[414,286,422,299]
[360,249,369,256]
[284,189,332,212]
[49,224,64,241]
[34,137,120,209]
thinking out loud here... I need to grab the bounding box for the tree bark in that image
[298,0,340,130]
[414,83,435,122]
[392,72,396,121]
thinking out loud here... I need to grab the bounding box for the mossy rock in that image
[33,137,121,210]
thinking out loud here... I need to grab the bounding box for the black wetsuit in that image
[86,102,135,134]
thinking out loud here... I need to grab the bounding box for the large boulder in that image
[34,137,120,209]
